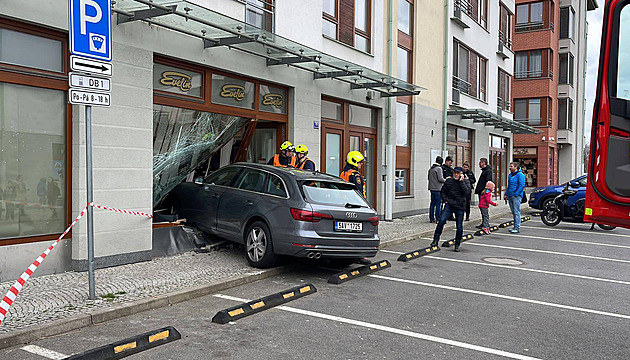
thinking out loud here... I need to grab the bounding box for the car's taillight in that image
[290,208,333,222]
[368,216,379,226]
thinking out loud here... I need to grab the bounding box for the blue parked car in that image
[528,175,587,210]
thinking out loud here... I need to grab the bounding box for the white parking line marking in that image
[214,294,540,360]
[379,249,630,286]
[21,345,68,359]
[505,233,630,249]
[465,243,630,264]
[368,274,630,321]
[519,225,630,238]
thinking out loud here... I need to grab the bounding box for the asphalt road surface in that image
[5,214,630,359]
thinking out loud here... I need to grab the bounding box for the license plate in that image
[334,221,362,232]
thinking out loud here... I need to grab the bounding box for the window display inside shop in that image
[0,22,69,243]
[0,83,67,240]
[513,147,538,187]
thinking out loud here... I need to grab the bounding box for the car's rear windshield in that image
[300,181,369,207]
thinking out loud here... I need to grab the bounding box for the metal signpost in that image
[69,0,113,300]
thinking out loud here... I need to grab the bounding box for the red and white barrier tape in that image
[0,202,152,325]
[92,203,153,219]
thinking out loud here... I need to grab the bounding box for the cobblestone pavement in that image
[0,247,254,333]
[0,202,527,335]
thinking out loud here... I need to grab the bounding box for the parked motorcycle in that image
[541,183,616,230]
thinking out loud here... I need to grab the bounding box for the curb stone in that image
[0,267,286,350]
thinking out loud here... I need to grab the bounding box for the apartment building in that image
[447,0,539,197]
[0,0,450,280]
[512,0,597,187]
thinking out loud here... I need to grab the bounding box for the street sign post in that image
[70,0,113,300]
[70,55,113,77]
[69,89,111,106]
[69,73,111,92]
[69,0,112,61]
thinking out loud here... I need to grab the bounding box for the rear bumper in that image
[273,229,380,258]
[291,245,379,258]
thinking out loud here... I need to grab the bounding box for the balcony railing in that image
[498,31,512,50]
[452,76,472,94]
[497,97,511,112]
[514,70,553,79]
[513,117,552,127]
[454,0,473,17]
[515,21,554,33]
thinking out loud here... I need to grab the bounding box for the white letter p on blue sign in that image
[70,0,112,61]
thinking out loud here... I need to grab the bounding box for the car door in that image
[178,166,242,233]
[216,168,266,240]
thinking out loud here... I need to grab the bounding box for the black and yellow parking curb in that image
[441,233,474,247]
[532,212,541,217]
[498,221,512,228]
[212,284,317,324]
[474,229,485,236]
[66,326,181,360]
[328,260,391,284]
[490,225,499,232]
[522,216,531,222]
[397,246,440,262]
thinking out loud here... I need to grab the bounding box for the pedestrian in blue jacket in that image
[504,162,526,233]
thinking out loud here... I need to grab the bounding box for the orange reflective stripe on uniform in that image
[297,158,312,170]
[273,154,296,168]
[340,169,356,182]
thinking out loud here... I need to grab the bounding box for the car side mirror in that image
[194,177,204,185]
[569,181,580,188]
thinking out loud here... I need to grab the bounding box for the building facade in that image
[0,0,452,280]
[447,0,538,198]
[512,0,597,187]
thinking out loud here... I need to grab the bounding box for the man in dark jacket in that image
[431,167,471,252]
[462,162,476,221]
[442,156,454,179]
[474,158,493,228]
[428,156,446,223]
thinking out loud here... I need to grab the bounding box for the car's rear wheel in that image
[597,223,617,231]
[244,221,278,268]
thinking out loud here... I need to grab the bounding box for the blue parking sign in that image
[69,0,112,61]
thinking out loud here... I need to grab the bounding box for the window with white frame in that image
[559,53,575,85]
[245,0,275,33]
[560,7,575,40]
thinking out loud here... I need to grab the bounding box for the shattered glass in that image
[152,104,249,205]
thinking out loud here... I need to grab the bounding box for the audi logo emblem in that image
[346,212,358,219]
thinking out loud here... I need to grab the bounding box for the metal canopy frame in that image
[112,0,424,97]
[448,109,541,134]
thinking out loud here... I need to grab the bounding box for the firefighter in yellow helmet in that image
[268,140,296,168]
[340,151,367,198]
[294,144,316,171]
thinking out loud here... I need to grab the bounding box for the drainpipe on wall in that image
[385,0,394,221]
[442,0,450,155]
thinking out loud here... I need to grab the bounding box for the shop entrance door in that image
[489,149,506,199]
[321,124,376,206]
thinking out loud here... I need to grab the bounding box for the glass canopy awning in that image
[112,0,424,97]
[448,109,541,134]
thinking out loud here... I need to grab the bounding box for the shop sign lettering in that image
[220,84,246,101]
[514,147,537,156]
[160,71,193,92]
[262,93,284,109]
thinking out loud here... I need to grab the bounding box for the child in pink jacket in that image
[479,181,498,234]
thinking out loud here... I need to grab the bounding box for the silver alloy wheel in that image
[246,227,267,262]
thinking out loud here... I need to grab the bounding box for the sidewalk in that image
[0,201,530,349]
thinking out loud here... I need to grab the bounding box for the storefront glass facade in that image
[0,21,69,243]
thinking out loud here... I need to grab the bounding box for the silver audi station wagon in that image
[168,163,380,268]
